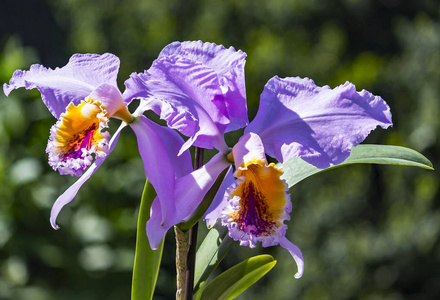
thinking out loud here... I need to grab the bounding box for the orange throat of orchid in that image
[46,97,111,176]
[222,158,292,248]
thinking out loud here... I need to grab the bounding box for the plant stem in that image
[185,222,198,300]
[185,147,204,300]
[175,226,188,299]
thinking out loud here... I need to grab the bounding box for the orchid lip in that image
[46,98,111,176]
[221,158,291,248]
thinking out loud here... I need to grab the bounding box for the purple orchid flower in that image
[126,40,393,279]
[124,40,248,155]
[123,40,246,244]
[3,53,194,230]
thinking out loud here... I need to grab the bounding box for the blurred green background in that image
[1,0,439,299]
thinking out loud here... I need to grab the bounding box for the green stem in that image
[132,179,164,300]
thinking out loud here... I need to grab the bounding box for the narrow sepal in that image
[50,123,126,229]
[130,116,193,226]
[146,153,230,249]
[279,237,304,279]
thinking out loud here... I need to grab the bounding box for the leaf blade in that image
[280,144,434,187]
[199,255,276,300]
[194,221,234,294]
[131,180,163,300]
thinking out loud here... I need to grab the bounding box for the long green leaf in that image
[198,255,276,300]
[131,180,164,300]
[280,144,434,187]
[194,220,234,294]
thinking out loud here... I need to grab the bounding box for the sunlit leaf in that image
[280,144,434,187]
[194,220,234,294]
[198,255,276,300]
[131,180,163,300]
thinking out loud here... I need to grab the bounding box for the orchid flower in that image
[3,53,193,230]
[123,40,247,245]
[126,41,393,279]
[124,40,248,155]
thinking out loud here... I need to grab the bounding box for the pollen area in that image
[46,98,110,176]
[226,158,290,243]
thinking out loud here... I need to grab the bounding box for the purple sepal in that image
[50,123,127,229]
[279,237,304,279]
[129,115,193,225]
[147,152,230,249]
[203,166,234,228]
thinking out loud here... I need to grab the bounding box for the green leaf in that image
[194,220,234,294]
[198,255,276,300]
[131,180,164,300]
[280,144,434,187]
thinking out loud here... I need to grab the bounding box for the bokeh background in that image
[1,0,439,299]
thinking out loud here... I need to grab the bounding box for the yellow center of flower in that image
[52,98,108,158]
[47,97,111,176]
[229,158,289,237]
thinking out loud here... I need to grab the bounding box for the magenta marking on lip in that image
[235,182,276,236]
[61,124,97,161]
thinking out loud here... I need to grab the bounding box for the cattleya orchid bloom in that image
[126,40,393,278]
[3,53,193,229]
[124,40,246,243]
[124,40,248,154]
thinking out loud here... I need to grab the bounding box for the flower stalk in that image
[175,226,188,299]
[174,147,204,300]
[186,147,204,300]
